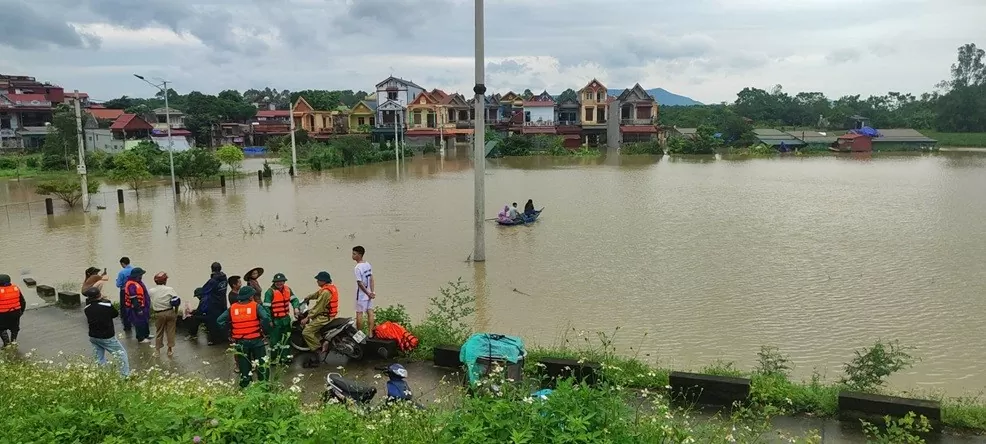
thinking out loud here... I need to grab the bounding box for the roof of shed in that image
[873,128,936,143]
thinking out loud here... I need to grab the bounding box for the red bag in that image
[373,321,419,352]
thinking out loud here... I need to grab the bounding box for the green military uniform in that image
[262,273,300,364]
[302,271,339,367]
[217,286,272,388]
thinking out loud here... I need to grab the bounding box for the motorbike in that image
[289,301,367,361]
[323,363,421,408]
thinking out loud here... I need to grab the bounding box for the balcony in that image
[455,121,474,129]
[620,118,655,126]
[556,120,578,126]
[524,120,555,127]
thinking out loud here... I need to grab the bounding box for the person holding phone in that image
[82,267,109,296]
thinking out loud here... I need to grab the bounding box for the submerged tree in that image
[111,150,152,194]
[216,144,245,172]
[35,179,100,208]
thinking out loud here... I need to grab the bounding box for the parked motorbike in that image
[323,363,421,408]
[289,301,367,360]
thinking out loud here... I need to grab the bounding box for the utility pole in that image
[472,0,486,262]
[289,99,298,177]
[162,81,176,199]
[72,90,90,212]
[394,109,400,162]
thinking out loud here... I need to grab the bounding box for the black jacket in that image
[84,298,118,339]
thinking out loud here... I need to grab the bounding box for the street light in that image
[472,0,486,262]
[133,74,177,201]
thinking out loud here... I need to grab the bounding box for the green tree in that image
[521,89,534,100]
[556,88,578,103]
[173,149,221,189]
[111,150,152,193]
[35,178,100,208]
[290,90,342,110]
[216,144,245,172]
[41,104,79,170]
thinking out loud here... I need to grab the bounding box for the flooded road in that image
[2,152,986,395]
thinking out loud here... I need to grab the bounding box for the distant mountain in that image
[608,88,703,106]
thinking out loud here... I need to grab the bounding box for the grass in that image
[921,131,986,147]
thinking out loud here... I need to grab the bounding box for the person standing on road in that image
[244,267,264,302]
[218,286,272,388]
[0,274,26,348]
[123,268,152,344]
[194,262,229,346]
[148,272,180,357]
[263,273,300,365]
[115,257,134,332]
[84,287,130,377]
[352,246,376,334]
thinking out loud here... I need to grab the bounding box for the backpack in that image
[373,321,419,352]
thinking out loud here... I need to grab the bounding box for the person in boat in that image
[508,203,521,221]
[497,205,512,223]
[523,199,536,217]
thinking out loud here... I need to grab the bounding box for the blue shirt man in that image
[116,257,134,331]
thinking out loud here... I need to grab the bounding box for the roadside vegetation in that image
[922,131,986,147]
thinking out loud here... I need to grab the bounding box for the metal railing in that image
[620,118,656,125]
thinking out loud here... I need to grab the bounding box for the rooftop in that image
[89,108,125,121]
[872,128,936,143]
[754,129,805,146]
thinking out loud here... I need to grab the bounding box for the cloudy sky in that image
[1,0,983,105]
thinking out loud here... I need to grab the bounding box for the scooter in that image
[323,364,422,408]
[289,301,367,361]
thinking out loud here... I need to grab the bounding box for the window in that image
[357,117,365,126]
[597,92,604,101]
[369,117,376,126]
[387,91,398,100]
[413,111,422,125]
[584,92,592,101]
[584,107,594,122]
[0,113,10,129]
[525,111,531,122]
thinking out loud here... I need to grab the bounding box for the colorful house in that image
[522,91,556,135]
[373,76,424,142]
[578,78,611,146]
[348,100,377,133]
[109,113,154,140]
[438,92,473,144]
[0,92,53,149]
[292,96,335,139]
[616,83,659,143]
[406,90,441,145]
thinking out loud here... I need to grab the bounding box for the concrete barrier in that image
[669,371,750,407]
[838,391,941,426]
[537,357,602,386]
[362,337,398,360]
[22,278,36,286]
[433,345,461,368]
[57,291,81,307]
[36,285,56,298]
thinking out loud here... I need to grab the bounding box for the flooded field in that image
[2,151,986,395]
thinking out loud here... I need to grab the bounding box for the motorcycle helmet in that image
[387,363,408,379]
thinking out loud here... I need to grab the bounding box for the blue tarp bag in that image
[459,333,526,385]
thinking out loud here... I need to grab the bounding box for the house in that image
[152,107,185,130]
[65,92,90,108]
[330,105,350,134]
[616,84,659,143]
[669,127,698,139]
[0,92,54,149]
[348,100,377,133]
[439,92,473,144]
[291,96,335,139]
[521,93,556,135]
[213,123,250,147]
[251,109,291,145]
[87,108,125,127]
[578,78,611,146]
[496,91,518,122]
[109,113,154,140]
[832,133,872,152]
[871,129,937,150]
[555,98,581,148]
[753,129,805,148]
[373,76,424,142]
[0,74,65,103]
[790,130,837,146]
[406,91,441,145]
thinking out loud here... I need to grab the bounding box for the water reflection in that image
[2,154,986,395]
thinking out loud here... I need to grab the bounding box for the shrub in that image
[308,144,344,171]
[41,153,69,171]
[421,143,437,154]
[755,345,791,377]
[0,156,21,170]
[374,304,413,327]
[35,178,100,208]
[173,149,221,189]
[621,141,663,155]
[24,155,40,168]
[216,144,245,172]
[111,150,152,192]
[840,339,915,392]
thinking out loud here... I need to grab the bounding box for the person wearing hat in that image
[194,262,229,346]
[217,286,272,388]
[263,273,301,364]
[148,271,181,357]
[301,271,339,367]
[123,268,152,343]
[83,287,130,376]
[0,274,26,348]
[244,267,264,302]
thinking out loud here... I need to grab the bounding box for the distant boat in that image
[496,208,543,226]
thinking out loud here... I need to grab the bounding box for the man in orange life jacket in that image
[301,271,338,368]
[262,272,300,365]
[218,286,272,388]
[123,268,152,343]
[0,274,27,348]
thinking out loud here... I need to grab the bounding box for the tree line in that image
[660,43,986,133]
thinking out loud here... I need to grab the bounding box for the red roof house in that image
[110,113,154,139]
[89,108,125,121]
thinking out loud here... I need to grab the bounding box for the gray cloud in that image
[332,0,455,38]
[486,60,526,76]
[826,48,862,64]
[0,2,99,50]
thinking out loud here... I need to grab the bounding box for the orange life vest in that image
[123,281,146,309]
[270,285,292,318]
[373,321,419,352]
[319,284,339,319]
[230,301,262,340]
[0,285,22,313]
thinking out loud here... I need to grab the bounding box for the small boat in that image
[496,208,543,226]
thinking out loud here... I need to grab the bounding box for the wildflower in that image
[202,361,211,365]
[522,396,534,404]
[725,434,735,443]
[193,437,201,443]
[373,374,382,379]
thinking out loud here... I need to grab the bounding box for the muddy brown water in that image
[2,152,986,398]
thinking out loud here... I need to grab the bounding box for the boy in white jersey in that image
[352,245,375,333]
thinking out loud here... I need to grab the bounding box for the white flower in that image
[202,361,211,365]
[522,396,534,404]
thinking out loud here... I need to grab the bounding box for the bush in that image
[421,143,437,154]
[308,144,344,171]
[216,144,245,172]
[111,150,152,191]
[35,178,100,208]
[840,339,915,392]
[41,153,69,171]
[24,155,40,168]
[374,304,413,327]
[173,149,221,189]
[621,141,663,155]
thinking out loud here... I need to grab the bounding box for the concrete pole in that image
[472,0,486,262]
[289,99,298,177]
[163,81,177,202]
[72,90,90,212]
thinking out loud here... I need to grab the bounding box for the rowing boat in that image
[496,208,543,226]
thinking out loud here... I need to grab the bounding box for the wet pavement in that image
[12,303,986,443]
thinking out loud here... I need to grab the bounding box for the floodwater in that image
[2,151,986,397]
